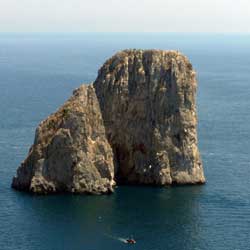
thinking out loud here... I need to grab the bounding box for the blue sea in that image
[0,33,250,250]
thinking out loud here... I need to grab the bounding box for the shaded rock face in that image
[12,49,205,194]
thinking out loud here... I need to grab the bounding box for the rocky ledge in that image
[12,49,205,194]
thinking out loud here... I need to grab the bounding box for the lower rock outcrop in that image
[12,49,205,194]
[12,85,115,194]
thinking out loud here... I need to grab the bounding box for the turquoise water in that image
[0,33,250,250]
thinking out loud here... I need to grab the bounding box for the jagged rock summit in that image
[12,49,205,194]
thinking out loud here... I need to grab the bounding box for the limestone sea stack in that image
[12,49,205,194]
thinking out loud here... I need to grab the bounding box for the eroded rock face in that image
[12,84,115,194]
[94,50,205,185]
[12,49,205,194]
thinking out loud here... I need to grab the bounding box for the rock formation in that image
[12,85,115,194]
[12,49,205,194]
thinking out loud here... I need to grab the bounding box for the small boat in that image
[126,239,136,244]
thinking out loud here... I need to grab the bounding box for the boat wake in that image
[117,237,128,243]
[104,234,129,243]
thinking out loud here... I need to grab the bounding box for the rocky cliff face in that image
[12,49,205,194]
[12,85,115,194]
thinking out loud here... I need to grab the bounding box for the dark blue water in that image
[0,33,250,250]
